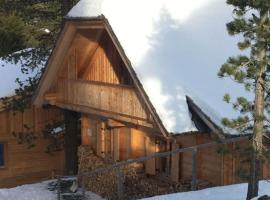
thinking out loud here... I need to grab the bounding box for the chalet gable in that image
[33,17,168,137]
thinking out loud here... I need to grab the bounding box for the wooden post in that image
[145,137,156,175]
[191,148,197,191]
[101,122,106,158]
[81,114,90,145]
[113,129,120,161]
[116,168,124,200]
[171,142,180,182]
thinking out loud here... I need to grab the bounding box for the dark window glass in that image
[0,144,4,166]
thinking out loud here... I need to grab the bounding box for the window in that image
[0,143,5,167]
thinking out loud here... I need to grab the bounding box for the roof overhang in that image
[186,96,226,139]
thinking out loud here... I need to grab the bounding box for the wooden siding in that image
[175,133,223,185]
[81,115,158,175]
[55,79,149,122]
[0,106,64,188]
[44,28,154,130]
[79,31,132,85]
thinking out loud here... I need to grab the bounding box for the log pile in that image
[77,145,213,200]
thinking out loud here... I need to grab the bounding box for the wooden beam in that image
[44,93,57,106]
[55,102,154,129]
[33,22,77,106]
[107,119,125,128]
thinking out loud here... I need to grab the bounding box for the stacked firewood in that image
[78,146,140,200]
[78,146,212,200]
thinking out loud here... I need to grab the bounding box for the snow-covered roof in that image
[67,0,227,134]
[0,60,30,98]
[0,50,43,100]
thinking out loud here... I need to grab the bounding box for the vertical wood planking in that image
[113,129,120,161]
[145,137,156,175]
[96,123,102,157]
[100,122,106,158]
[171,142,180,182]
[81,114,90,145]
[125,128,131,160]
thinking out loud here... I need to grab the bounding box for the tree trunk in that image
[246,10,267,200]
[63,110,80,175]
[246,150,260,200]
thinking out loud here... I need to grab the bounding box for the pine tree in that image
[0,1,78,152]
[218,1,270,199]
[0,0,78,110]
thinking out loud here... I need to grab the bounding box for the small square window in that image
[0,143,4,167]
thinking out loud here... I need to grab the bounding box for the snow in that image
[51,125,65,134]
[0,180,104,200]
[2,179,269,200]
[0,59,28,98]
[67,0,233,134]
[141,180,270,200]
[0,50,42,99]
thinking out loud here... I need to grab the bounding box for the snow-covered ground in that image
[0,180,104,200]
[142,181,270,200]
[1,180,269,200]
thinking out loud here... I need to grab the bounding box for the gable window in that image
[0,143,5,167]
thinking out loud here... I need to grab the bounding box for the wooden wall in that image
[56,79,149,122]
[175,133,223,186]
[45,29,153,128]
[79,32,133,86]
[175,133,270,187]
[81,115,161,175]
[0,106,64,188]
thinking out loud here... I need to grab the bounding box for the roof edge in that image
[186,95,226,139]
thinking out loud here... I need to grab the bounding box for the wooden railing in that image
[56,78,148,121]
[56,135,249,200]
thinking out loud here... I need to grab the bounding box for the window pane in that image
[0,144,4,166]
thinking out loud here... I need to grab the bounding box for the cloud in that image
[142,77,177,131]
[102,0,217,65]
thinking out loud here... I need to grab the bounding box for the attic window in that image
[0,143,5,167]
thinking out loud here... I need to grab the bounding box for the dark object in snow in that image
[258,195,270,200]
[48,179,78,193]
[61,194,84,200]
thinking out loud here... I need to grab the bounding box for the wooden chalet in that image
[1,0,270,190]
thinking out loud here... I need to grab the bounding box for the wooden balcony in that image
[46,78,153,128]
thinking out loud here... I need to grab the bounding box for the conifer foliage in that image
[218,1,270,199]
[0,1,78,154]
[0,0,78,110]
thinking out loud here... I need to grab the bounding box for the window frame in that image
[0,142,8,169]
